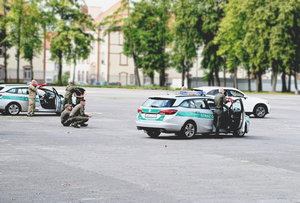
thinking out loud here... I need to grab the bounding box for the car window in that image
[207,89,218,95]
[17,88,29,94]
[207,100,216,110]
[0,87,4,91]
[227,90,244,97]
[231,99,242,112]
[193,99,209,109]
[142,98,175,108]
[180,99,196,108]
[7,88,17,94]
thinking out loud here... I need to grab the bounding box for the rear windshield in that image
[142,98,176,108]
[0,87,4,91]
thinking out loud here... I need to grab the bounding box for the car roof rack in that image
[179,91,206,96]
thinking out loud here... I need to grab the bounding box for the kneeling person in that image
[69,99,92,128]
[61,104,72,126]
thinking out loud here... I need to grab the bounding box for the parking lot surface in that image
[1,87,300,203]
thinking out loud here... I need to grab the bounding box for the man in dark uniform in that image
[69,99,92,128]
[63,82,79,107]
[214,88,229,138]
[74,87,87,105]
[61,104,72,126]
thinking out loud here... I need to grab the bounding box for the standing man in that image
[63,82,78,107]
[214,88,228,138]
[27,80,40,117]
[69,99,92,128]
[61,104,72,126]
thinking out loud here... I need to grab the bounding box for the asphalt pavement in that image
[1,87,300,203]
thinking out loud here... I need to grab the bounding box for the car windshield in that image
[142,98,176,108]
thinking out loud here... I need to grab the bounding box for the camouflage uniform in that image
[69,103,89,126]
[27,84,39,116]
[214,92,228,136]
[61,109,72,126]
[63,84,78,107]
[75,87,85,105]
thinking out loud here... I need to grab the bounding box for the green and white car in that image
[136,92,250,138]
[0,84,64,115]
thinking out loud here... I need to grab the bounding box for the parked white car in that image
[193,86,271,118]
[0,84,64,115]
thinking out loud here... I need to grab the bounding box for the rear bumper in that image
[136,120,182,133]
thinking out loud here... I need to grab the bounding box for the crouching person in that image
[69,99,92,128]
[61,104,73,126]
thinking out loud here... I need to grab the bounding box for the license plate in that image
[145,113,157,118]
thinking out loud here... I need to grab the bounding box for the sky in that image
[84,0,120,11]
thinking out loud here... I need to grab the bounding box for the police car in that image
[193,86,271,118]
[136,91,250,138]
[0,84,64,115]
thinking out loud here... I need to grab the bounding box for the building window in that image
[101,52,106,65]
[55,63,59,71]
[86,71,89,83]
[78,71,81,82]
[82,71,85,82]
[120,53,128,66]
[92,42,96,54]
[130,74,134,84]
[24,67,31,80]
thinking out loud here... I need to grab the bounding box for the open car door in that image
[229,99,246,136]
[52,87,62,112]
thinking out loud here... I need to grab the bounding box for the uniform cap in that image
[65,104,72,108]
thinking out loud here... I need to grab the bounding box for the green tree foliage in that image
[171,0,203,88]
[0,0,11,83]
[45,0,98,85]
[21,0,43,80]
[7,0,28,83]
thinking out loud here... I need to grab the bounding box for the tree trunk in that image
[4,45,8,83]
[281,69,287,92]
[223,66,226,87]
[294,69,299,95]
[215,68,220,86]
[234,68,238,89]
[181,59,185,87]
[270,66,278,93]
[30,58,33,80]
[255,71,262,92]
[58,51,63,85]
[247,67,251,92]
[288,71,291,92]
[132,53,141,86]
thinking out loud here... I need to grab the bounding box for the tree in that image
[7,0,28,83]
[0,0,11,83]
[171,0,203,88]
[21,0,43,80]
[45,0,98,85]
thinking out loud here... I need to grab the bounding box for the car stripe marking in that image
[176,111,214,119]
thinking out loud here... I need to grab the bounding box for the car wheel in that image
[254,105,267,118]
[181,121,197,139]
[147,130,161,138]
[6,103,21,115]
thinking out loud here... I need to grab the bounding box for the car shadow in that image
[145,134,244,140]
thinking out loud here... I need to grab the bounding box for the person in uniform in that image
[63,82,79,107]
[61,104,72,126]
[214,88,229,138]
[74,87,87,105]
[27,80,40,117]
[69,99,92,128]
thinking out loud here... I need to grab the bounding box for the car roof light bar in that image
[179,91,206,96]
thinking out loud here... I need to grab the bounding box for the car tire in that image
[147,130,161,138]
[254,104,267,118]
[6,103,21,115]
[181,121,197,139]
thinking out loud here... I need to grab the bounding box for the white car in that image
[193,86,271,118]
[0,84,64,115]
[136,91,250,138]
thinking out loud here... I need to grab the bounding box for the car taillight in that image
[0,94,2,98]
[158,109,178,115]
[138,108,143,113]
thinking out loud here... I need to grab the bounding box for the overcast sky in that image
[84,0,120,11]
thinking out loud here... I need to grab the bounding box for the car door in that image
[52,87,62,112]
[178,99,214,133]
[192,98,214,132]
[229,99,245,131]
